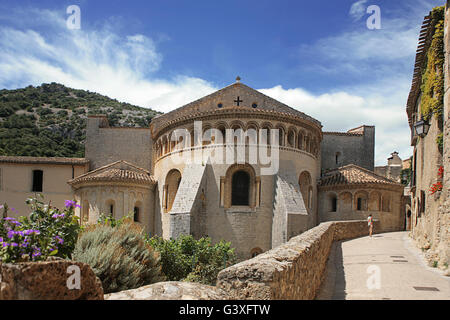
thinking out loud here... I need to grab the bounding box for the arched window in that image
[305,135,311,153]
[355,191,368,211]
[164,169,182,212]
[134,206,140,222]
[335,152,342,165]
[278,127,285,146]
[299,171,312,210]
[133,201,142,222]
[232,171,250,206]
[105,199,115,217]
[82,200,89,223]
[298,132,303,150]
[329,193,337,212]
[288,130,295,147]
[224,164,257,208]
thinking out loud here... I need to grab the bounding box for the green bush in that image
[72,220,164,294]
[147,235,236,285]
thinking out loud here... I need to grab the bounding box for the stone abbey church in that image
[0,79,405,259]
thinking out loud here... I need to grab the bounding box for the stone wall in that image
[86,115,152,172]
[105,281,228,300]
[321,126,375,172]
[318,186,404,233]
[0,260,103,300]
[216,220,377,300]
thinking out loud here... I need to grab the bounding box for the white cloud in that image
[349,0,369,21]
[0,8,217,112]
[0,5,426,165]
[258,85,412,165]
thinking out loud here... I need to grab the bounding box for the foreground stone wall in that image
[0,260,103,300]
[216,220,377,300]
[105,281,228,300]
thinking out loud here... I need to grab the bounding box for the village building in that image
[406,5,449,268]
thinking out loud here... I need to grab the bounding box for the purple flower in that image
[64,200,81,209]
[52,213,65,219]
[3,217,21,226]
[10,242,18,247]
[23,229,40,236]
[0,237,3,242]
[53,235,64,245]
[2,242,8,247]
[32,248,41,258]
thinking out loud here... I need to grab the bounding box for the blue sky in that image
[0,0,446,164]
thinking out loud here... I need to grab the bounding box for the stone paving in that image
[320,231,450,300]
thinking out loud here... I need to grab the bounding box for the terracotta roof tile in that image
[319,164,402,187]
[69,160,156,186]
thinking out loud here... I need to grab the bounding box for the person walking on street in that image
[368,214,374,237]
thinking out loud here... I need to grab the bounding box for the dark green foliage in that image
[73,220,165,294]
[147,235,236,285]
[0,82,161,158]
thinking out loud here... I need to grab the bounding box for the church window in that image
[355,191,368,211]
[252,103,257,108]
[134,206,140,222]
[278,127,285,146]
[82,200,89,223]
[329,194,337,212]
[298,171,312,210]
[232,170,250,206]
[32,170,43,192]
[217,103,223,108]
[164,169,182,212]
[298,133,303,150]
[335,152,341,165]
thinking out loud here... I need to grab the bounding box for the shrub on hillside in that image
[147,235,236,285]
[72,220,164,294]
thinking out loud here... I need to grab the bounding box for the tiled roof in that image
[69,160,155,186]
[0,156,89,165]
[319,164,402,187]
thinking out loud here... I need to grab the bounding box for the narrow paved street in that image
[319,231,450,300]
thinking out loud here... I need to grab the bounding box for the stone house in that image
[405,4,449,268]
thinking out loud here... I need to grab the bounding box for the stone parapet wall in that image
[105,281,228,300]
[216,220,376,300]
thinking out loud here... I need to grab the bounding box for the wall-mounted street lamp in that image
[413,119,430,138]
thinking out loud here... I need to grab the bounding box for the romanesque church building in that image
[0,79,405,259]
